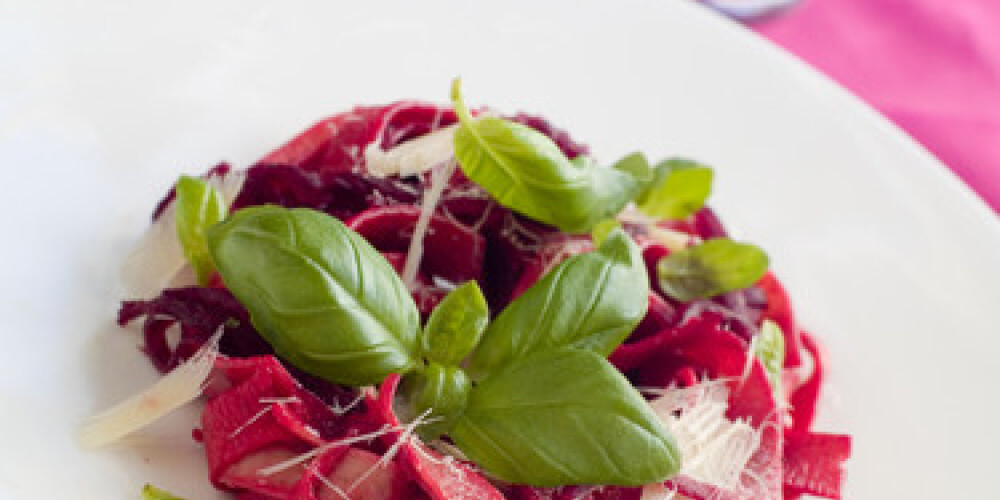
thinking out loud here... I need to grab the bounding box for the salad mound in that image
[91,81,849,500]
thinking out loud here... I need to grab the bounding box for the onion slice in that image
[78,330,222,448]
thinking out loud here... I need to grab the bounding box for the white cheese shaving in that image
[647,381,761,494]
[401,161,457,289]
[120,170,246,299]
[120,200,188,300]
[209,169,247,206]
[364,124,459,178]
[78,329,222,448]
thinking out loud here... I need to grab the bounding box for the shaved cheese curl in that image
[78,330,222,448]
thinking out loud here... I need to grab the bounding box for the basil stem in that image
[756,319,785,400]
[468,228,648,379]
[174,175,226,285]
[636,158,714,220]
[656,237,769,302]
[421,281,489,366]
[403,362,471,442]
[450,79,642,233]
[206,206,420,385]
[451,348,681,486]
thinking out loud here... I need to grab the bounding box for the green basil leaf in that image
[450,79,641,233]
[206,206,419,385]
[756,319,785,400]
[590,219,621,247]
[142,485,187,500]
[636,159,713,220]
[609,151,653,183]
[468,229,648,379]
[451,348,680,486]
[656,237,768,302]
[421,281,489,365]
[403,362,471,442]
[174,175,227,285]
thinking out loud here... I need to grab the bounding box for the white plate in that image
[2,1,998,499]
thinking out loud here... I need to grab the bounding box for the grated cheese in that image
[646,381,762,495]
[257,425,399,477]
[313,468,351,500]
[329,392,365,416]
[78,329,222,448]
[345,409,434,493]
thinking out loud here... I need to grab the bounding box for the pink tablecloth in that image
[757,0,1000,213]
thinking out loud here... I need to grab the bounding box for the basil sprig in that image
[453,230,678,485]
[468,229,649,379]
[450,79,643,233]
[421,281,488,365]
[207,206,679,486]
[656,238,769,302]
[206,206,420,385]
[636,159,714,220]
[174,175,227,285]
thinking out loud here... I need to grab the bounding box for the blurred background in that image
[714,0,1000,214]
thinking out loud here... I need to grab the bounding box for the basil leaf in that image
[206,206,419,385]
[609,151,653,183]
[636,159,713,220]
[590,219,621,247]
[142,485,186,500]
[421,281,489,365]
[403,362,471,442]
[756,319,785,399]
[451,348,680,486]
[656,237,768,302]
[468,229,648,379]
[450,79,641,233]
[174,175,226,285]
